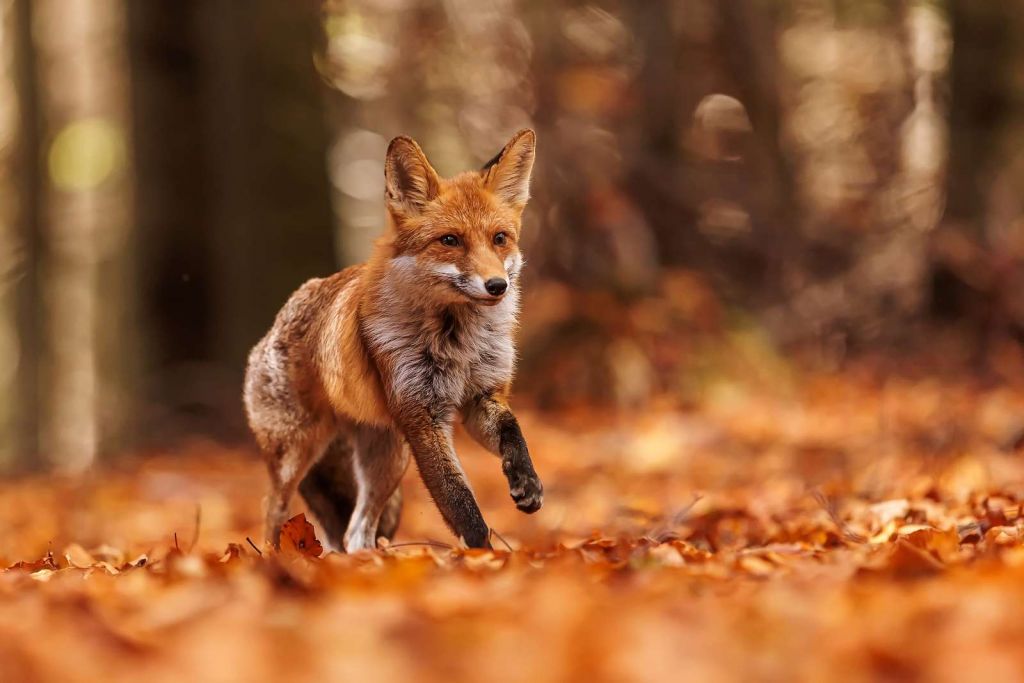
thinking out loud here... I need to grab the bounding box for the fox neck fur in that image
[313,237,522,429]
[362,248,521,412]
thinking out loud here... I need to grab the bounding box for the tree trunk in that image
[30,0,137,471]
[0,0,41,470]
[128,0,335,444]
[943,3,1014,235]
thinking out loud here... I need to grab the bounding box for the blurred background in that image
[1,0,1023,472]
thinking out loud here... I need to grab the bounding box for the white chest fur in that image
[363,281,519,410]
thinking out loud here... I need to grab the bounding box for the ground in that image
[2,368,1024,682]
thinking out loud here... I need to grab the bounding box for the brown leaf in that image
[898,525,960,562]
[880,539,946,579]
[984,526,1019,546]
[63,543,97,569]
[218,543,245,563]
[7,551,58,573]
[737,554,776,577]
[280,513,323,559]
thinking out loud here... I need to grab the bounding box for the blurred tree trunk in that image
[943,3,1014,237]
[0,0,139,471]
[624,0,797,303]
[933,3,1024,349]
[128,0,334,443]
[716,0,797,298]
[127,2,215,436]
[624,0,700,274]
[31,0,137,471]
[200,1,336,372]
[0,0,39,469]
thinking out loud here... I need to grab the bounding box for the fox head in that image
[382,129,536,307]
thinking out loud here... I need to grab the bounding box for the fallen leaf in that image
[280,513,323,559]
[64,543,96,569]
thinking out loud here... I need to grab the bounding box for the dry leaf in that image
[280,513,323,559]
[64,543,96,569]
[1,373,1024,681]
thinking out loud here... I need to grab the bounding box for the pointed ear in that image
[385,136,440,217]
[482,129,536,212]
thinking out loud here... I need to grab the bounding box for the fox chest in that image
[382,310,515,409]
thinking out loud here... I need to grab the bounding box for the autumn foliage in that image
[3,367,1024,682]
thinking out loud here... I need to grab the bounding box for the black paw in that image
[462,521,492,549]
[506,465,543,513]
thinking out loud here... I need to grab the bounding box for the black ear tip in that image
[481,129,537,171]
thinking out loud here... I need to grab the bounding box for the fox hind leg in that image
[344,427,409,551]
[265,439,325,548]
[265,476,294,549]
[377,486,403,543]
[297,431,406,552]
[298,435,358,553]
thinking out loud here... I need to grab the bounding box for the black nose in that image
[484,278,508,296]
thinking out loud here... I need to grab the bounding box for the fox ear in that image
[482,129,536,212]
[385,136,440,217]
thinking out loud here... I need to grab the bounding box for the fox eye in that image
[493,232,508,246]
[439,234,460,247]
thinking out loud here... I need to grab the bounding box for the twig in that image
[669,494,704,526]
[187,504,202,553]
[490,528,514,552]
[647,493,704,542]
[173,532,180,553]
[387,540,454,551]
[246,536,263,557]
[811,489,867,543]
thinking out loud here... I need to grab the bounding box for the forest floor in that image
[3,367,1024,682]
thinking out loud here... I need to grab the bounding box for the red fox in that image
[243,130,543,552]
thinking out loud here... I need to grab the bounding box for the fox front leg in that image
[463,394,543,513]
[400,411,492,549]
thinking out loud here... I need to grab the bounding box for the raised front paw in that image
[506,463,543,513]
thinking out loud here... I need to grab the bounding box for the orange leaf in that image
[63,543,97,569]
[280,513,323,558]
[7,551,58,573]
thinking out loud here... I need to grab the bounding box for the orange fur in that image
[244,130,543,551]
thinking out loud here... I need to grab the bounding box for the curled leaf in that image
[280,513,323,559]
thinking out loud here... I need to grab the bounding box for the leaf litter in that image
[2,369,1024,681]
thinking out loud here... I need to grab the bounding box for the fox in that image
[243,129,543,552]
